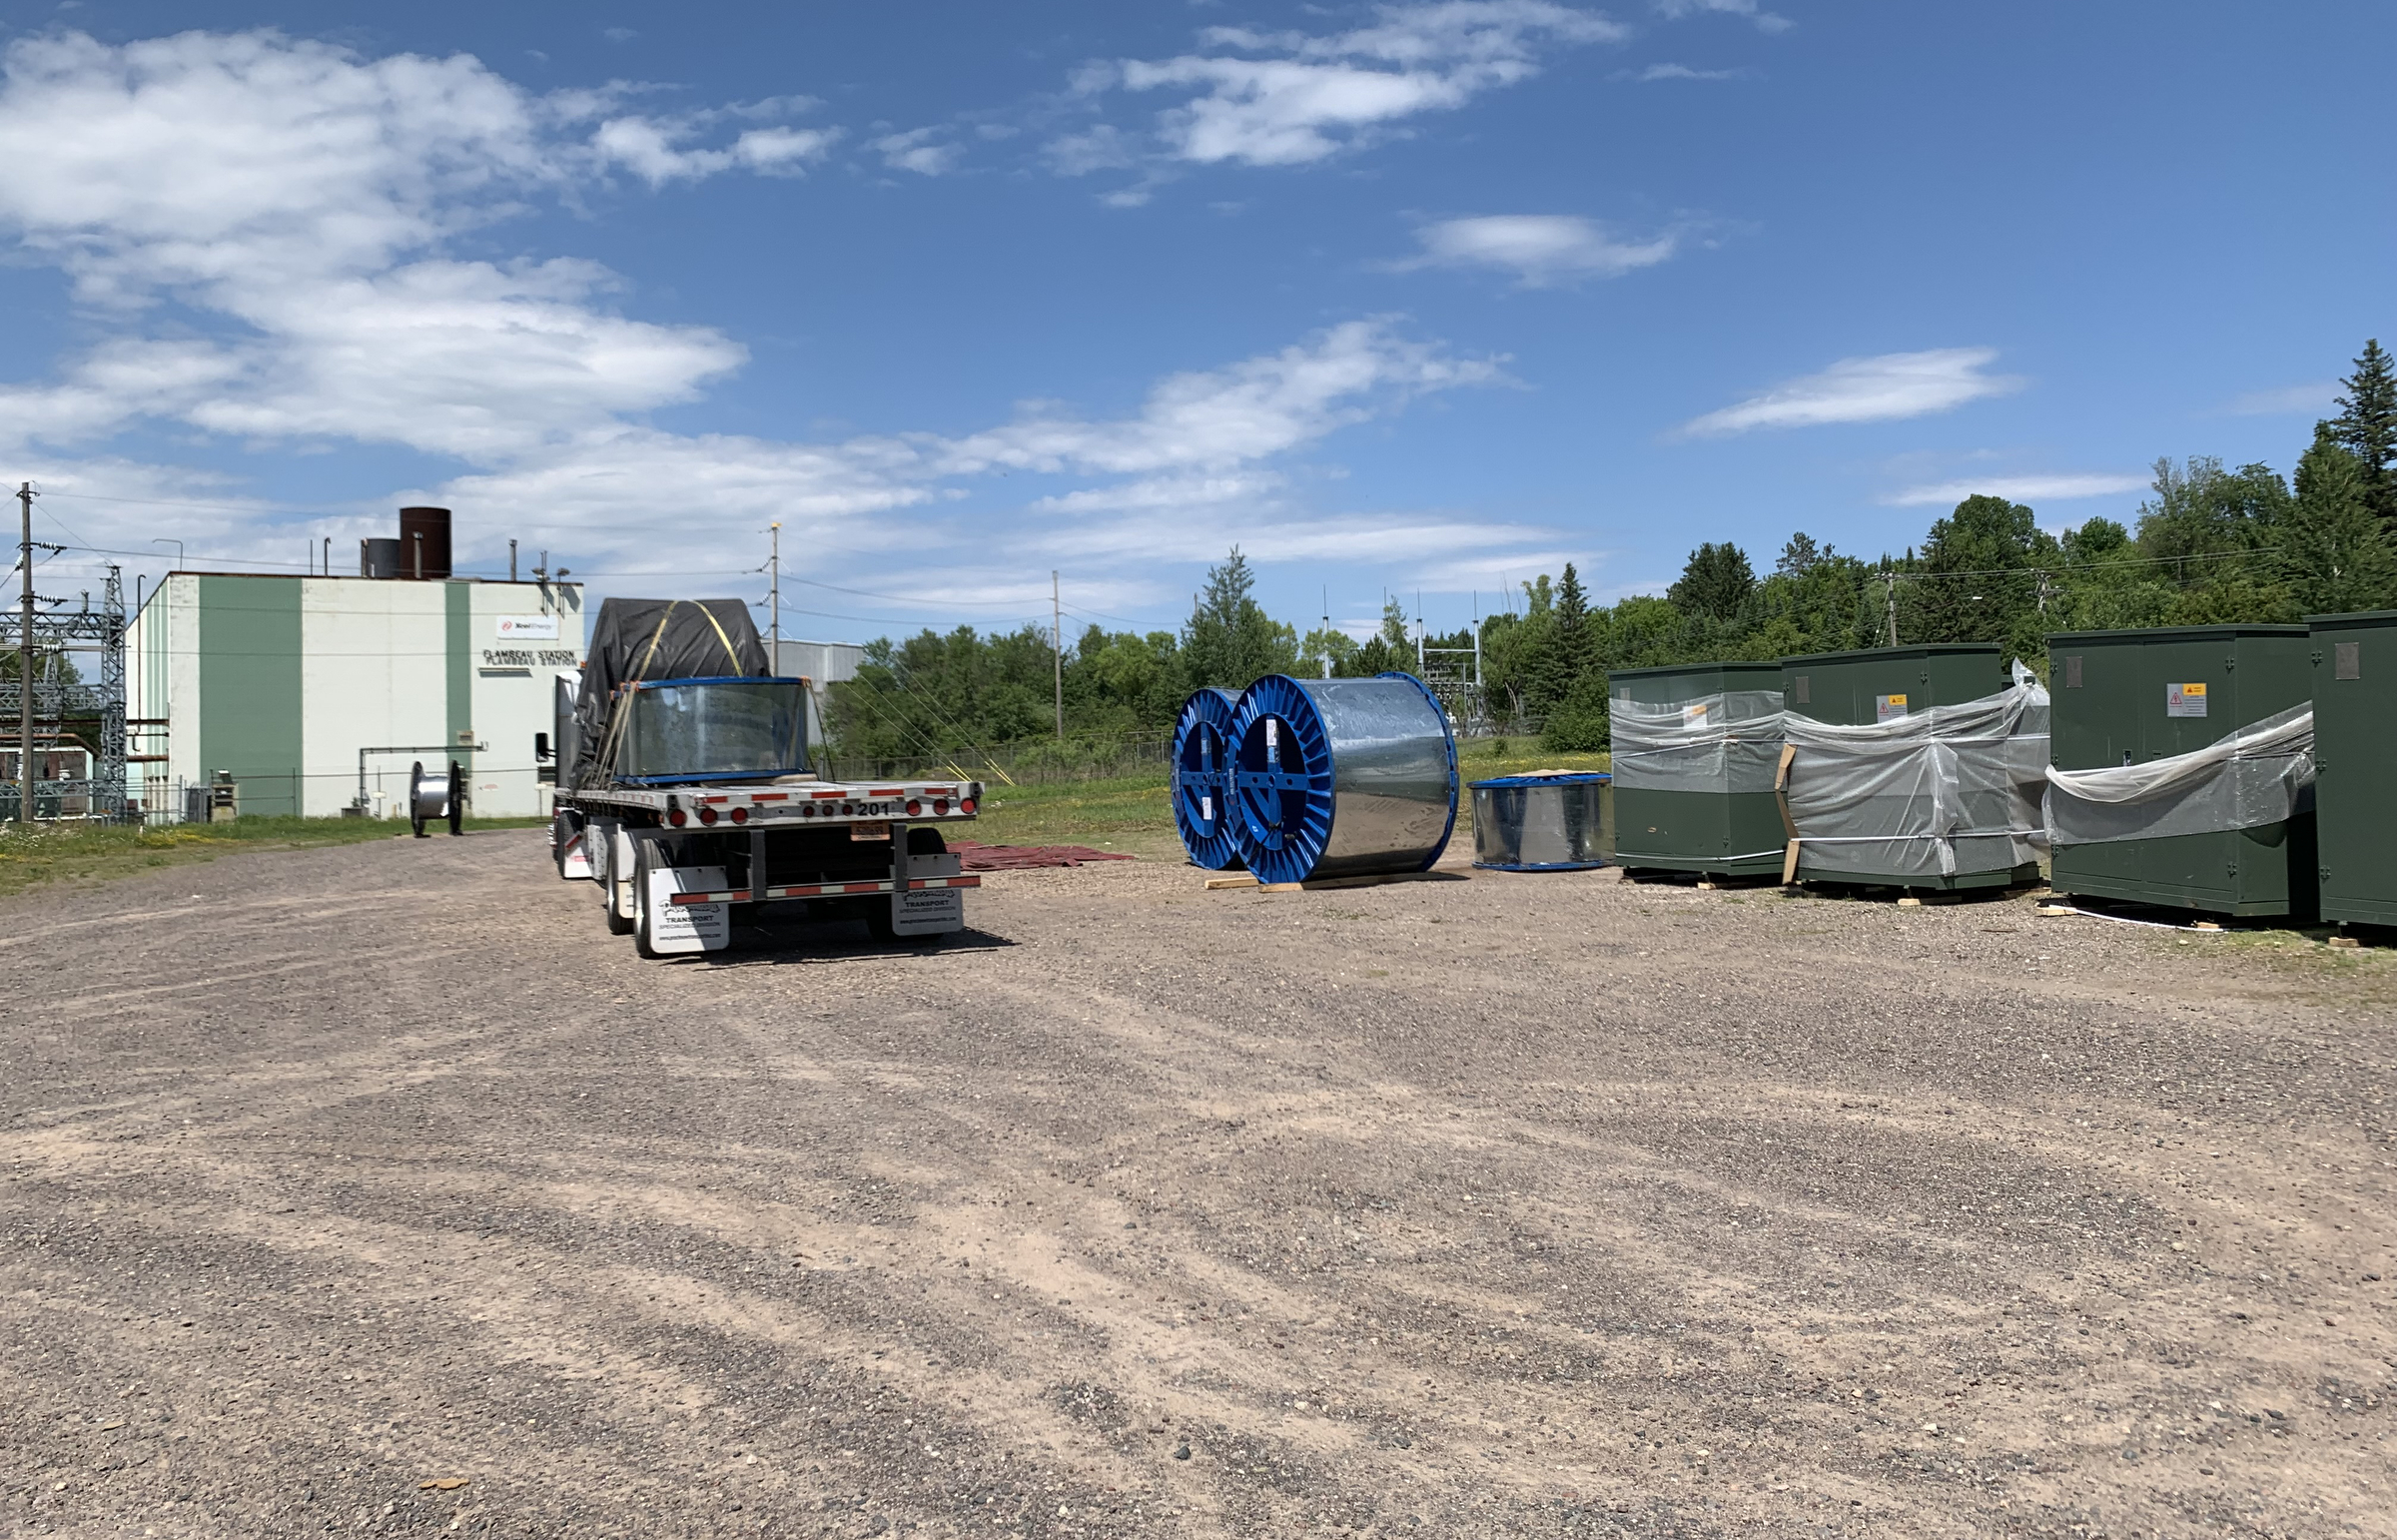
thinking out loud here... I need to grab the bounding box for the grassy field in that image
[970,740,1610,858]
[0,815,548,898]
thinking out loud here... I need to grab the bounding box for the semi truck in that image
[545,597,981,959]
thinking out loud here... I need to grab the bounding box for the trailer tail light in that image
[697,806,718,826]
[961,796,977,815]
[668,808,688,828]
[904,799,922,817]
[730,805,749,825]
[932,798,948,815]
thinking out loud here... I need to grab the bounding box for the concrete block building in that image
[126,509,585,820]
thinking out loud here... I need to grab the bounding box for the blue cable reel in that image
[1170,686,1244,869]
[1230,671,1458,886]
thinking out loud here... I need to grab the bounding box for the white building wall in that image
[462,582,586,819]
[300,578,449,817]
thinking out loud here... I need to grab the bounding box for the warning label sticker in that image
[1875,693,1909,722]
[2167,682,2209,717]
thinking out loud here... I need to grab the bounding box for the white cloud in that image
[1679,348,2024,435]
[0,30,1544,610]
[1881,473,2148,507]
[1653,0,1794,34]
[871,126,963,176]
[1397,214,1678,285]
[2221,382,2337,416]
[1629,62,1743,80]
[1063,1,1624,172]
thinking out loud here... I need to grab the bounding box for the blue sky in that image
[1,2,2389,645]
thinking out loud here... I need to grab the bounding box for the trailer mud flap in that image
[645,865,731,953]
[895,852,966,935]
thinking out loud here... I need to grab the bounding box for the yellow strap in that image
[631,603,678,681]
[695,603,745,673]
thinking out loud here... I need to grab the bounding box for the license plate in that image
[849,821,890,841]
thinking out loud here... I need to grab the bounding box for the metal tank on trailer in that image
[1170,686,1243,869]
[1469,771,1612,871]
[1228,672,1457,886]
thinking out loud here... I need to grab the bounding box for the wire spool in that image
[1469,772,1611,871]
[407,760,443,838]
[1171,687,1244,869]
[1230,672,1458,886]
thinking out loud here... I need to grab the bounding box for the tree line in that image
[828,340,2397,759]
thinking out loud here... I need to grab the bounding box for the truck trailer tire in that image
[600,826,635,935]
[632,840,665,960]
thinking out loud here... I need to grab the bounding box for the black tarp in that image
[570,597,768,788]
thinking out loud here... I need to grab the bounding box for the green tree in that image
[1668,541,1755,621]
[1904,494,2059,664]
[1528,562,1594,712]
[1181,547,1297,689]
[1775,531,1826,577]
[2330,338,2397,533]
[2280,426,2397,615]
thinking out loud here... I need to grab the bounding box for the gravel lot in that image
[4,830,2393,1539]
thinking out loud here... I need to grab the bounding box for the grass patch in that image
[966,743,1612,858]
[973,770,1177,856]
[0,814,547,898]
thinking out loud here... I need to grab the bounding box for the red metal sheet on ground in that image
[949,840,1135,871]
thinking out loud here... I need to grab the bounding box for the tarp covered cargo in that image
[570,598,769,788]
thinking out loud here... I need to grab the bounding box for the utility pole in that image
[508,538,517,583]
[1051,569,1064,741]
[1320,586,1331,678]
[768,523,781,666]
[1881,568,1899,647]
[18,482,34,827]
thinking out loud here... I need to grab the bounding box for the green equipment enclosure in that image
[1607,661,1786,878]
[2308,610,2397,929]
[2047,624,2314,918]
[1781,644,2033,890]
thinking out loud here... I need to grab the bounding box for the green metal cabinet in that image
[2047,625,2314,918]
[2308,610,2397,929]
[1783,644,2014,724]
[1607,661,1787,878]
[1781,644,2034,890]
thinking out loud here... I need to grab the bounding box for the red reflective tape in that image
[700,795,728,805]
[751,793,787,802]
[670,890,749,906]
[869,788,904,798]
[810,790,843,800]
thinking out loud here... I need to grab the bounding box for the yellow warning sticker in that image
[1875,692,1909,722]
[2166,682,2209,717]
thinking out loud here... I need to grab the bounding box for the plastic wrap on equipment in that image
[1782,682,2049,881]
[2044,702,2314,847]
[1607,690,1786,793]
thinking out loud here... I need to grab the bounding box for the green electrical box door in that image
[2309,610,2397,928]
[1607,661,1787,878]
[2047,625,2314,918]
[1780,644,2032,890]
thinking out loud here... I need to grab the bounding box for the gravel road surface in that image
[4,831,2392,1538]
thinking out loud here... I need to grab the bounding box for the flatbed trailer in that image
[551,778,986,958]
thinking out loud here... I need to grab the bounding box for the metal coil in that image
[1470,772,1611,871]
[1230,672,1457,885]
[1171,687,1244,870]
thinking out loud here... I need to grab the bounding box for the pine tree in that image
[2331,339,2397,533]
[1776,532,1825,577]
[1528,562,1593,715]
[1181,547,1296,688]
[1668,542,1755,620]
[2281,425,2397,615]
